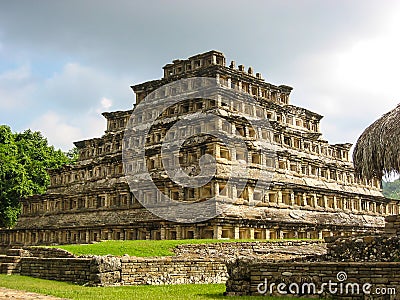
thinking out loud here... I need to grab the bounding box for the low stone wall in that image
[173,240,323,259]
[326,235,400,262]
[0,246,74,258]
[322,215,400,262]
[121,257,227,285]
[225,259,400,299]
[20,257,94,285]
[12,255,227,286]
[385,215,400,235]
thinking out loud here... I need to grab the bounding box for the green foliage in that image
[382,178,400,200]
[0,275,295,299]
[66,147,79,163]
[51,239,315,257]
[0,125,74,228]
[2,206,21,228]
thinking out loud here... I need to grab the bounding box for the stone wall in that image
[326,235,400,262]
[173,240,324,259]
[225,260,400,299]
[20,257,94,285]
[385,215,400,235]
[5,255,227,286]
[121,257,227,285]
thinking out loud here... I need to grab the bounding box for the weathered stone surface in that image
[91,255,121,273]
[225,258,253,296]
[19,257,93,284]
[174,240,326,261]
[120,257,227,285]
[385,215,400,235]
[2,255,227,286]
[326,235,400,262]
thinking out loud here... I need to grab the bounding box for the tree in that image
[0,125,74,228]
[382,178,400,200]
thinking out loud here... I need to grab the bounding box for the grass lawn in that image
[0,275,296,300]
[49,239,315,257]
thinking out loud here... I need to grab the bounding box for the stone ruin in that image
[0,240,325,286]
[0,50,399,247]
[225,215,400,299]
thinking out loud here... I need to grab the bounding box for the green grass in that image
[0,275,296,300]
[48,239,315,257]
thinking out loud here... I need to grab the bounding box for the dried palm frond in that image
[353,104,400,179]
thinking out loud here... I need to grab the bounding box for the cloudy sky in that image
[0,0,399,151]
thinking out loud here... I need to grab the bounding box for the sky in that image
[0,0,399,152]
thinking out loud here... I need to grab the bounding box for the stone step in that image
[0,255,21,264]
[0,262,20,275]
[6,248,30,257]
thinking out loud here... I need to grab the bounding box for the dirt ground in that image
[0,287,67,300]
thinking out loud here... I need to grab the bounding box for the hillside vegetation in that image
[382,178,400,199]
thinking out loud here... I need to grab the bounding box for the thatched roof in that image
[353,104,400,179]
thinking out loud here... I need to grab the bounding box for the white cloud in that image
[95,97,114,114]
[101,97,113,109]
[0,62,131,149]
[28,108,109,151]
[40,62,132,113]
[0,64,35,110]
[19,62,132,149]
[29,111,82,151]
[0,64,31,81]
[290,4,400,146]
